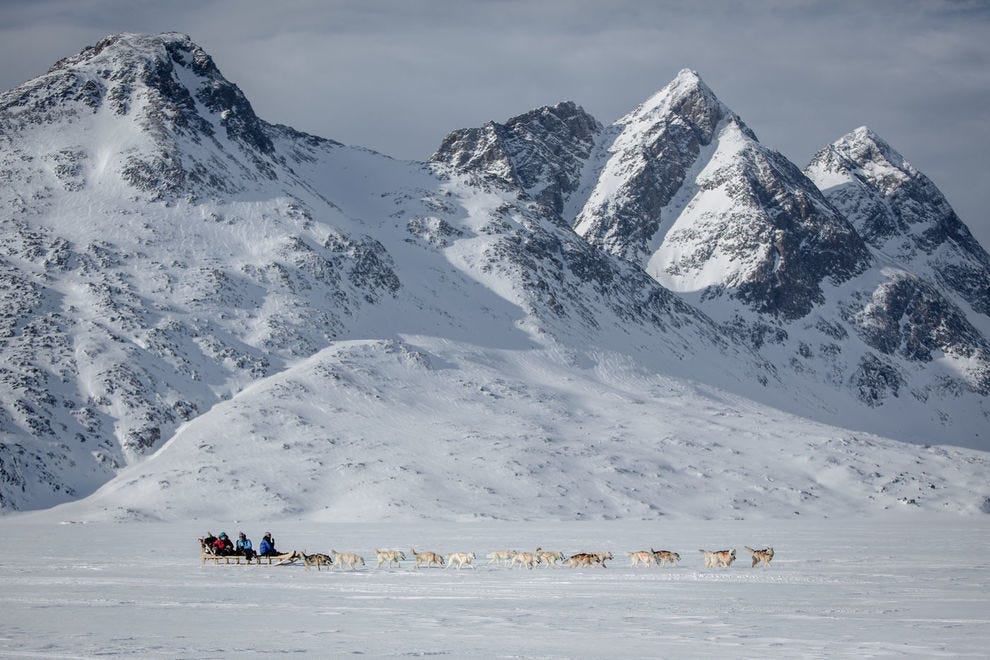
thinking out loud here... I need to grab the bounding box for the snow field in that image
[2,516,988,658]
[44,338,990,524]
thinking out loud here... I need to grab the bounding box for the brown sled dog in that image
[652,549,681,566]
[411,549,445,568]
[566,553,605,568]
[744,546,774,567]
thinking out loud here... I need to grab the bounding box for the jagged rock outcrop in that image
[844,270,990,394]
[432,101,601,216]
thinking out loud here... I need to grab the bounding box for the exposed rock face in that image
[806,127,990,317]
[845,271,988,371]
[574,69,736,264]
[432,101,601,216]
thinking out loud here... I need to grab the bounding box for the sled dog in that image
[511,552,540,569]
[699,548,736,568]
[592,551,613,564]
[300,550,333,572]
[744,546,774,567]
[329,549,365,570]
[652,549,681,566]
[375,549,405,568]
[625,551,655,567]
[535,548,564,566]
[411,549,445,568]
[566,553,604,568]
[487,549,517,566]
[445,552,476,569]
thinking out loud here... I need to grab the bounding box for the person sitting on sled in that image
[212,532,234,556]
[258,532,280,557]
[236,532,255,560]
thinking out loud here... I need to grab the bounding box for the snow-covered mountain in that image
[448,68,989,446]
[2,34,988,518]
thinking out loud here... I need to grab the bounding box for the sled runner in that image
[200,551,299,565]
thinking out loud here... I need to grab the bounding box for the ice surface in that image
[2,517,988,657]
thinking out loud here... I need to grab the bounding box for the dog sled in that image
[200,550,299,566]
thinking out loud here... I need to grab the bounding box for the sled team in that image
[199,532,773,569]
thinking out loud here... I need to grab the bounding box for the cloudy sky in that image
[2,0,988,247]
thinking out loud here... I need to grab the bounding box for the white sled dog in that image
[652,549,681,566]
[625,551,655,567]
[486,549,517,566]
[300,550,333,572]
[329,549,365,570]
[699,548,736,568]
[511,552,540,569]
[375,549,405,568]
[744,546,774,567]
[535,548,564,567]
[411,549,445,568]
[445,552,476,569]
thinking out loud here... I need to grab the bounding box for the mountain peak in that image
[47,32,203,76]
[641,68,708,102]
[622,68,722,126]
[12,31,258,137]
[806,127,990,315]
[0,31,286,200]
[574,68,871,318]
[831,126,909,171]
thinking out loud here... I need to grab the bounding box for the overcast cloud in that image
[2,0,988,248]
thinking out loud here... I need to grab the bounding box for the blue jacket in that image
[258,538,275,555]
[236,538,252,552]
